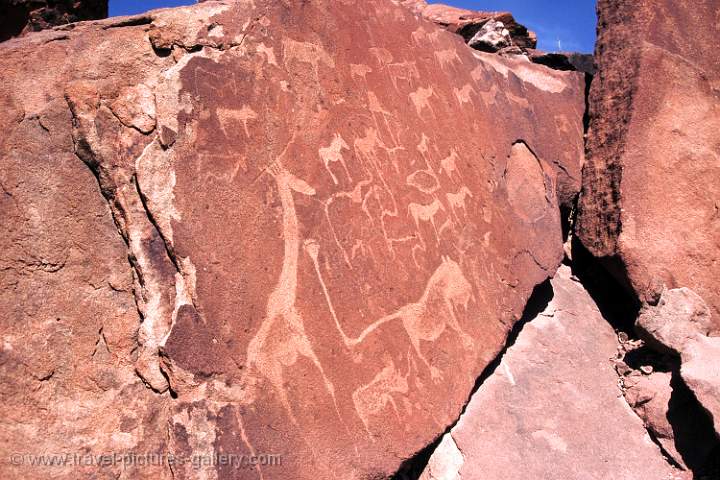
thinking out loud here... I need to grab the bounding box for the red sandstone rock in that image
[3,0,713,478]
[616,311,720,472]
[420,266,685,480]
[0,1,586,478]
[0,0,108,42]
[576,0,720,331]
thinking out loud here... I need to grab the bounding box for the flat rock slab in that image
[421,266,683,480]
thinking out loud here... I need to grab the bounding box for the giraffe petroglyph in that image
[242,155,341,425]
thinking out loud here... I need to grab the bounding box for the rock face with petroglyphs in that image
[0,1,587,479]
[576,0,720,330]
[420,266,683,480]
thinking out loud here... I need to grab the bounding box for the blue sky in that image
[109,0,194,17]
[109,0,596,53]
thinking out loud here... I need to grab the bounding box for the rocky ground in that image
[0,1,718,479]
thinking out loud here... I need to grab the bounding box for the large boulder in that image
[411,3,538,53]
[0,1,585,479]
[636,288,715,355]
[576,0,720,331]
[635,288,720,437]
[0,0,108,42]
[420,266,684,480]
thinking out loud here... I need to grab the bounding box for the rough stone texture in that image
[633,287,720,441]
[0,0,108,42]
[622,371,684,465]
[0,1,585,479]
[420,266,683,480]
[637,288,715,355]
[411,3,537,53]
[467,20,511,53]
[682,336,720,436]
[576,0,720,330]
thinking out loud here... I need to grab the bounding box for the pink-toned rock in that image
[0,0,108,42]
[0,1,585,479]
[632,286,720,441]
[637,288,715,355]
[421,266,684,480]
[577,0,720,331]
[399,0,429,15]
[681,336,720,436]
[623,371,685,465]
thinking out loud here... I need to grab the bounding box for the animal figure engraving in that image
[454,84,476,106]
[352,357,410,436]
[447,186,474,221]
[217,106,258,137]
[435,48,462,70]
[282,38,335,76]
[386,60,420,92]
[319,134,352,185]
[350,63,373,83]
[242,156,341,425]
[441,149,461,180]
[409,86,436,117]
[408,199,446,246]
[305,243,474,380]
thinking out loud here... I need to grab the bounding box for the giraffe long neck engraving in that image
[267,164,305,318]
[241,159,345,431]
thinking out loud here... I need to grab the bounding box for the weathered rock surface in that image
[0,0,108,42]
[632,288,720,441]
[0,0,585,478]
[681,336,720,436]
[622,371,683,464]
[409,2,538,54]
[576,0,720,330]
[637,288,715,355]
[615,337,720,472]
[420,266,683,480]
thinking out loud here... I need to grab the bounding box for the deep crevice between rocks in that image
[391,228,718,479]
[390,279,555,480]
[571,237,720,478]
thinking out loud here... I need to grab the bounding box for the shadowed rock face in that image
[577,0,720,329]
[0,0,108,42]
[0,1,585,479]
[420,266,685,480]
